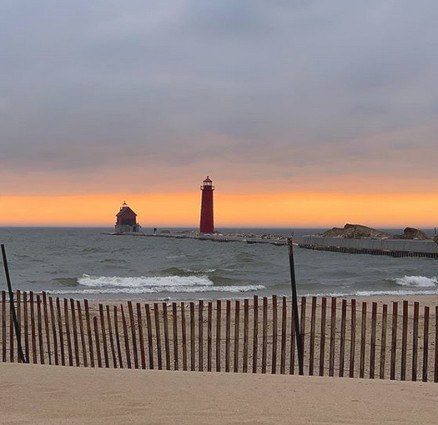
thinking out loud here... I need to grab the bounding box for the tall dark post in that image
[288,238,304,375]
[1,244,27,363]
[200,176,215,234]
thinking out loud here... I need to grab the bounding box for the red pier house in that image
[200,176,215,234]
[115,201,140,233]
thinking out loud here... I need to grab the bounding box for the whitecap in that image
[392,275,438,288]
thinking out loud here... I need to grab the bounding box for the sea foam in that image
[392,275,438,288]
[50,274,265,295]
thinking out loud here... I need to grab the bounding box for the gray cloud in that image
[1,1,438,193]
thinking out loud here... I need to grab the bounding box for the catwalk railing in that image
[1,291,437,382]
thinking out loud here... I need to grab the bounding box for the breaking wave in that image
[49,274,264,295]
[391,275,438,288]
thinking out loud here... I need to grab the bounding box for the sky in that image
[1,1,437,227]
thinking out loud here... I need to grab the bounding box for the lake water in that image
[0,227,437,301]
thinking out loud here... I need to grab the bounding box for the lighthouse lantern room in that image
[200,176,215,234]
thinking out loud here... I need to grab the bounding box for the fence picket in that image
[243,299,249,373]
[30,292,37,363]
[181,302,187,371]
[349,299,356,378]
[199,300,204,372]
[121,305,131,369]
[207,302,212,372]
[172,302,179,371]
[300,297,306,364]
[106,304,117,368]
[412,302,419,381]
[319,297,327,376]
[422,306,429,382]
[56,297,65,366]
[370,302,377,379]
[379,304,388,379]
[261,297,268,374]
[390,302,398,380]
[77,300,87,367]
[154,303,162,370]
[36,295,44,364]
[84,299,94,367]
[137,303,145,369]
[23,292,29,363]
[280,297,287,375]
[401,301,408,381]
[190,302,196,371]
[99,304,109,368]
[216,300,221,372]
[234,300,240,373]
[252,296,258,373]
[329,297,337,377]
[271,295,277,374]
[359,302,367,378]
[225,300,231,372]
[435,306,438,383]
[145,304,154,369]
[64,298,73,366]
[2,291,6,362]
[309,297,317,376]
[16,291,21,363]
[128,302,138,369]
[339,299,347,377]
[163,303,170,371]
[42,293,52,365]
[49,297,58,365]
[93,316,102,368]
[289,300,296,375]
[114,306,124,368]
[70,299,80,367]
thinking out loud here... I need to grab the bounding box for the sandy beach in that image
[0,362,437,424]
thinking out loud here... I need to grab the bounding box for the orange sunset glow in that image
[1,192,437,228]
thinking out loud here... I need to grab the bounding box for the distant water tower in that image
[200,176,215,234]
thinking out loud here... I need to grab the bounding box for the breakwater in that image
[294,236,438,259]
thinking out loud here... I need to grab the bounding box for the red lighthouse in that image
[200,176,215,234]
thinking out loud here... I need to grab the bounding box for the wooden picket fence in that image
[1,290,437,382]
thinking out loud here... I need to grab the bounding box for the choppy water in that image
[0,227,437,301]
